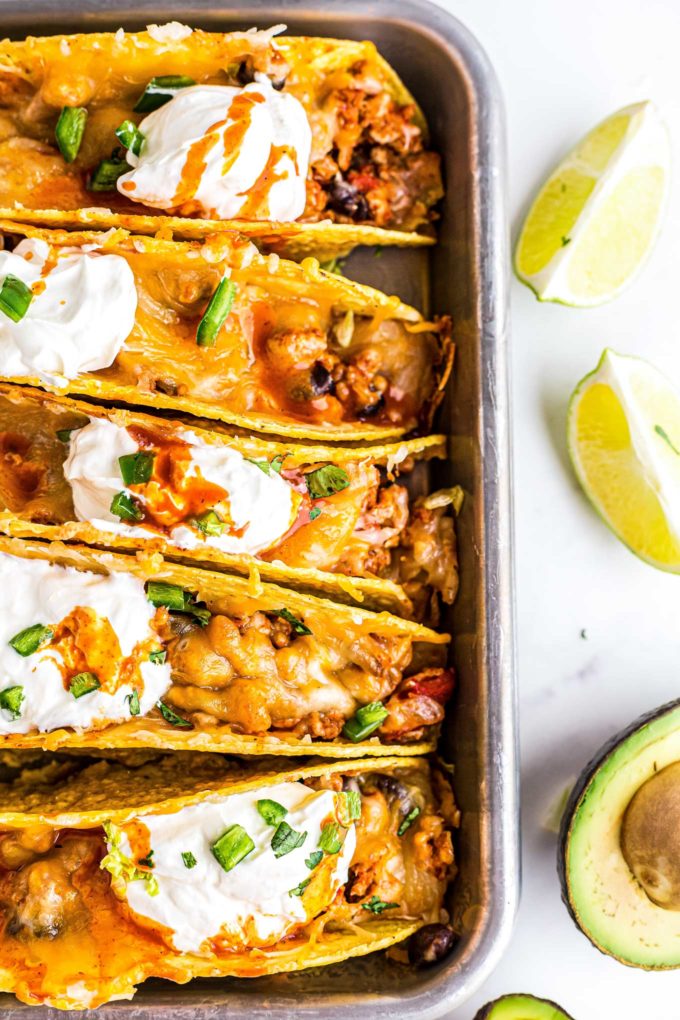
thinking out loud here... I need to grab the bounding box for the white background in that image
[428,0,680,1017]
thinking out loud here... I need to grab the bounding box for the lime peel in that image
[516,102,670,307]
[568,349,680,570]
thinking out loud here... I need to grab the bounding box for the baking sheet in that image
[0,1,517,1015]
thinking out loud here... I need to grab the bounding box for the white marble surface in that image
[427,0,680,1016]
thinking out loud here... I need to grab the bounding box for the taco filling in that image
[0,26,442,233]
[0,228,450,438]
[0,387,458,619]
[0,756,457,1008]
[0,542,452,747]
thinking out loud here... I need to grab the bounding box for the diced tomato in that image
[348,169,381,192]
[407,667,455,705]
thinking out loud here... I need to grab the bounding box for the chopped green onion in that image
[271,821,307,858]
[147,583,207,620]
[362,895,399,914]
[69,672,101,699]
[9,623,53,657]
[110,490,144,523]
[134,75,196,114]
[181,851,197,869]
[119,451,154,486]
[146,582,211,626]
[192,510,225,536]
[88,157,128,191]
[0,274,33,323]
[211,824,254,872]
[275,608,312,637]
[56,428,74,442]
[138,850,154,869]
[342,701,389,743]
[196,277,236,348]
[187,600,211,627]
[157,700,192,728]
[309,507,322,521]
[146,581,186,612]
[55,106,88,163]
[289,876,311,897]
[148,649,167,665]
[305,465,350,499]
[305,850,323,871]
[0,686,24,719]
[344,790,362,822]
[397,806,421,837]
[318,822,342,855]
[126,688,141,716]
[257,799,287,827]
[115,119,145,157]
[246,454,285,476]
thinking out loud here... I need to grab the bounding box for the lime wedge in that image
[516,102,670,306]
[568,350,680,569]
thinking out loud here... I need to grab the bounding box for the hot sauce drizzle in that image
[126,426,235,535]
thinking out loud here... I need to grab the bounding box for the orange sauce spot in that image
[237,144,291,219]
[126,426,234,535]
[39,248,59,279]
[43,605,167,698]
[120,820,153,867]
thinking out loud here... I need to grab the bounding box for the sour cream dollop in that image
[117,78,311,221]
[63,418,300,555]
[0,239,137,385]
[107,782,356,952]
[0,553,170,734]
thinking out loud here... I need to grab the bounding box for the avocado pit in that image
[621,760,680,909]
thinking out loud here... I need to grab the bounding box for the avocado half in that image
[473,994,574,1019]
[559,697,680,968]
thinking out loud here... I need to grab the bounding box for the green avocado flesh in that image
[474,994,573,1019]
[563,699,680,968]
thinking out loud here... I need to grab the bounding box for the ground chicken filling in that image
[0,40,442,231]
[303,80,444,231]
[160,608,454,742]
[0,766,455,994]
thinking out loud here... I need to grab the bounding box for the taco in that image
[0,222,452,441]
[0,385,459,619]
[0,25,443,258]
[0,752,458,1009]
[0,534,453,755]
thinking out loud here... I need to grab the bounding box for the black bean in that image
[235,60,256,86]
[357,394,385,420]
[310,361,334,396]
[407,924,457,967]
[326,175,370,222]
[343,868,364,903]
[235,59,287,90]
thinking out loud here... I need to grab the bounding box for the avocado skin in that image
[473,993,575,1019]
[557,697,680,943]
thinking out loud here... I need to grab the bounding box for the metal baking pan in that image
[0,0,517,1015]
